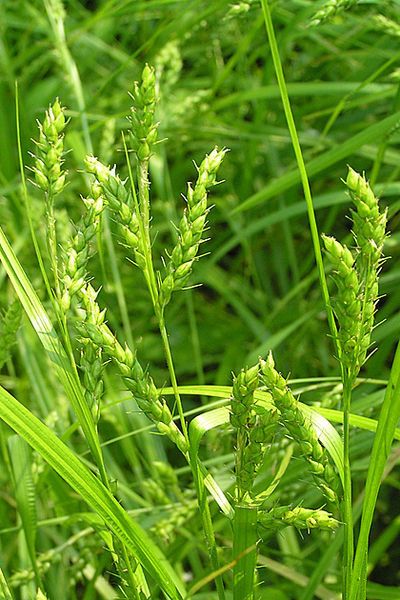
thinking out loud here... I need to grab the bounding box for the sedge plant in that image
[0,8,398,596]
[260,2,395,599]
[0,65,344,599]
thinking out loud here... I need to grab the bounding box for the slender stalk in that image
[259,0,338,354]
[157,315,189,441]
[138,160,152,251]
[342,372,354,599]
[45,194,61,298]
[123,135,158,306]
[123,133,226,600]
[232,505,257,600]
[124,135,189,440]
[349,341,400,600]
[121,546,142,600]
[190,452,227,600]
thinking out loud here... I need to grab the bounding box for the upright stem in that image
[342,371,354,599]
[121,546,143,600]
[45,194,61,299]
[190,450,227,600]
[232,505,257,600]
[259,0,339,354]
[138,160,152,250]
[130,142,189,442]
[157,312,189,441]
[128,140,226,599]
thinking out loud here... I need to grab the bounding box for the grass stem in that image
[259,0,338,353]
[342,372,354,599]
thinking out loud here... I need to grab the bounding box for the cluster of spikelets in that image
[322,168,387,380]
[77,284,189,454]
[230,356,340,531]
[159,148,226,307]
[258,505,339,532]
[60,181,105,312]
[129,63,158,162]
[310,0,360,27]
[31,98,67,198]
[30,66,226,461]
[230,364,279,502]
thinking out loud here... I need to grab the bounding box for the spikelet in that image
[373,14,400,39]
[60,180,105,311]
[260,353,339,504]
[31,98,67,197]
[78,285,188,454]
[323,168,387,377]
[310,0,360,27]
[259,505,339,532]
[322,235,361,367]
[130,64,158,162]
[85,156,146,270]
[79,285,105,425]
[347,168,387,370]
[231,365,279,500]
[160,147,227,308]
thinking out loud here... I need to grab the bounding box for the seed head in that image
[32,98,67,197]
[160,147,227,308]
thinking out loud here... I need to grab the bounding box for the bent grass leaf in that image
[0,225,108,483]
[236,109,400,213]
[0,568,14,600]
[181,385,344,487]
[189,405,234,519]
[0,384,185,600]
[8,435,41,586]
[350,341,400,600]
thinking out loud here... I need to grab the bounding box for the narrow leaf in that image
[0,384,185,600]
[236,109,400,213]
[8,435,40,585]
[0,569,14,600]
[0,225,108,483]
[232,505,257,600]
[350,341,400,600]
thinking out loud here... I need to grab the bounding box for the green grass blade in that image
[232,505,257,600]
[8,435,41,588]
[167,383,400,441]
[236,109,400,214]
[259,0,339,367]
[0,225,108,485]
[188,411,228,600]
[179,385,344,486]
[0,568,15,600]
[0,384,185,600]
[350,341,400,600]
[366,582,400,600]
